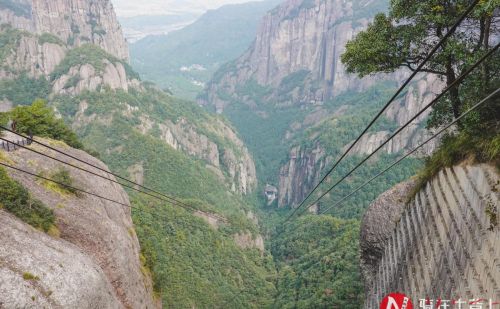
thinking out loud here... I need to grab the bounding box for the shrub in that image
[38,33,65,46]
[22,272,39,281]
[0,73,51,105]
[0,167,56,232]
[7,99,84,149]
[412,130,500,199]
[50,44,140,81]
[48,168,80,197]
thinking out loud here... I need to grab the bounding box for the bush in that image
[0,167,56,232]
[0,73,50,105]
[413,130,500,197]
[6,99,84,149]
[38,33,65,46]
[48,168,80,197]
[22,272,39,280]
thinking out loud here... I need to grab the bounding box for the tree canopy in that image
[1,99,83,149]
[342,0,499,131]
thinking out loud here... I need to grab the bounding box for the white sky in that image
[111,0,262,17]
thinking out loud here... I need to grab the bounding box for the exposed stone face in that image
[278,143,328,208]
[52,61,137,95]
[203,0,444,209]
[0,0,129,60]
[0,210,122,309]
[233,232,265,252]
[348,73,444,156]
[203,0,409,112]
[0,137,157,308]
[0,34,67,78]
[361,164,500,307]
[136,115,257,195]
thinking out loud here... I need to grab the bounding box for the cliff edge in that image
[361,163,500,307]
[0,136,157,308]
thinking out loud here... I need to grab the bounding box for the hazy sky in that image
[111,0,262,17]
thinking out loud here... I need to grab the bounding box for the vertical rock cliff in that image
[202,0,443,209]
[0,137,157,308]
[0,0,128,60]
[361,164,500,307]
[203,0,402,112]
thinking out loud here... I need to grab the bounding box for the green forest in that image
[0,0,498,307]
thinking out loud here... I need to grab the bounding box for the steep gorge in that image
[0,0,276,307]
[202,0,442,213]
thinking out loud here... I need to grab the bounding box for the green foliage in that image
[22,272,40,281]
[0,167,56,232]
[278,70,310,95]
[50,44,139,81]
[133,197,276,308]
[63,74,81,89]
[342,0,499,130]
[342,13,412,77]
[0,73,50,105]
[236,79,273,103]
[130,0,280,99]
[415,130,500,193]
[224,83,420,217]
[6,99,83,149]
[0,24,26,64]
[38,33,65,46]
[48,168,80,196]
[50,87,277,307]
[271,216,364,308]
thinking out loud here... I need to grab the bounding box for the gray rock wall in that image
[361,164,500,308]
[0,137,157,308]
[0,0,129,60]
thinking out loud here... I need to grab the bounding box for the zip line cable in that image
[319,87,500,215]
[0,161,227,230]
[283,0,480,220]
[287,42,499,222]
[0,125,188,206]
[0,161,141,212]
[0,125,227,222]
[0,135,227,222]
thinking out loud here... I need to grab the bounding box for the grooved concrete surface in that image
[362,164,500,308]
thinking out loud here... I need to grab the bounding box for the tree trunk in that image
[446,58,462,123]
[482,16,491,88]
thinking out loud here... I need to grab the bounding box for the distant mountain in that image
[119,13,198,43]
[129,0,281,99]
[112,0,267,17]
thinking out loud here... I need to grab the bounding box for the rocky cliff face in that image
[202,0,443,208]
[0,0,128,60]
[0,136,157,308]
[136,114,257,194]
[349,74,443,156]
[361,164,500,307]
[278,143,328,208]
[202,0,401,112]
[0,0,257,195]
